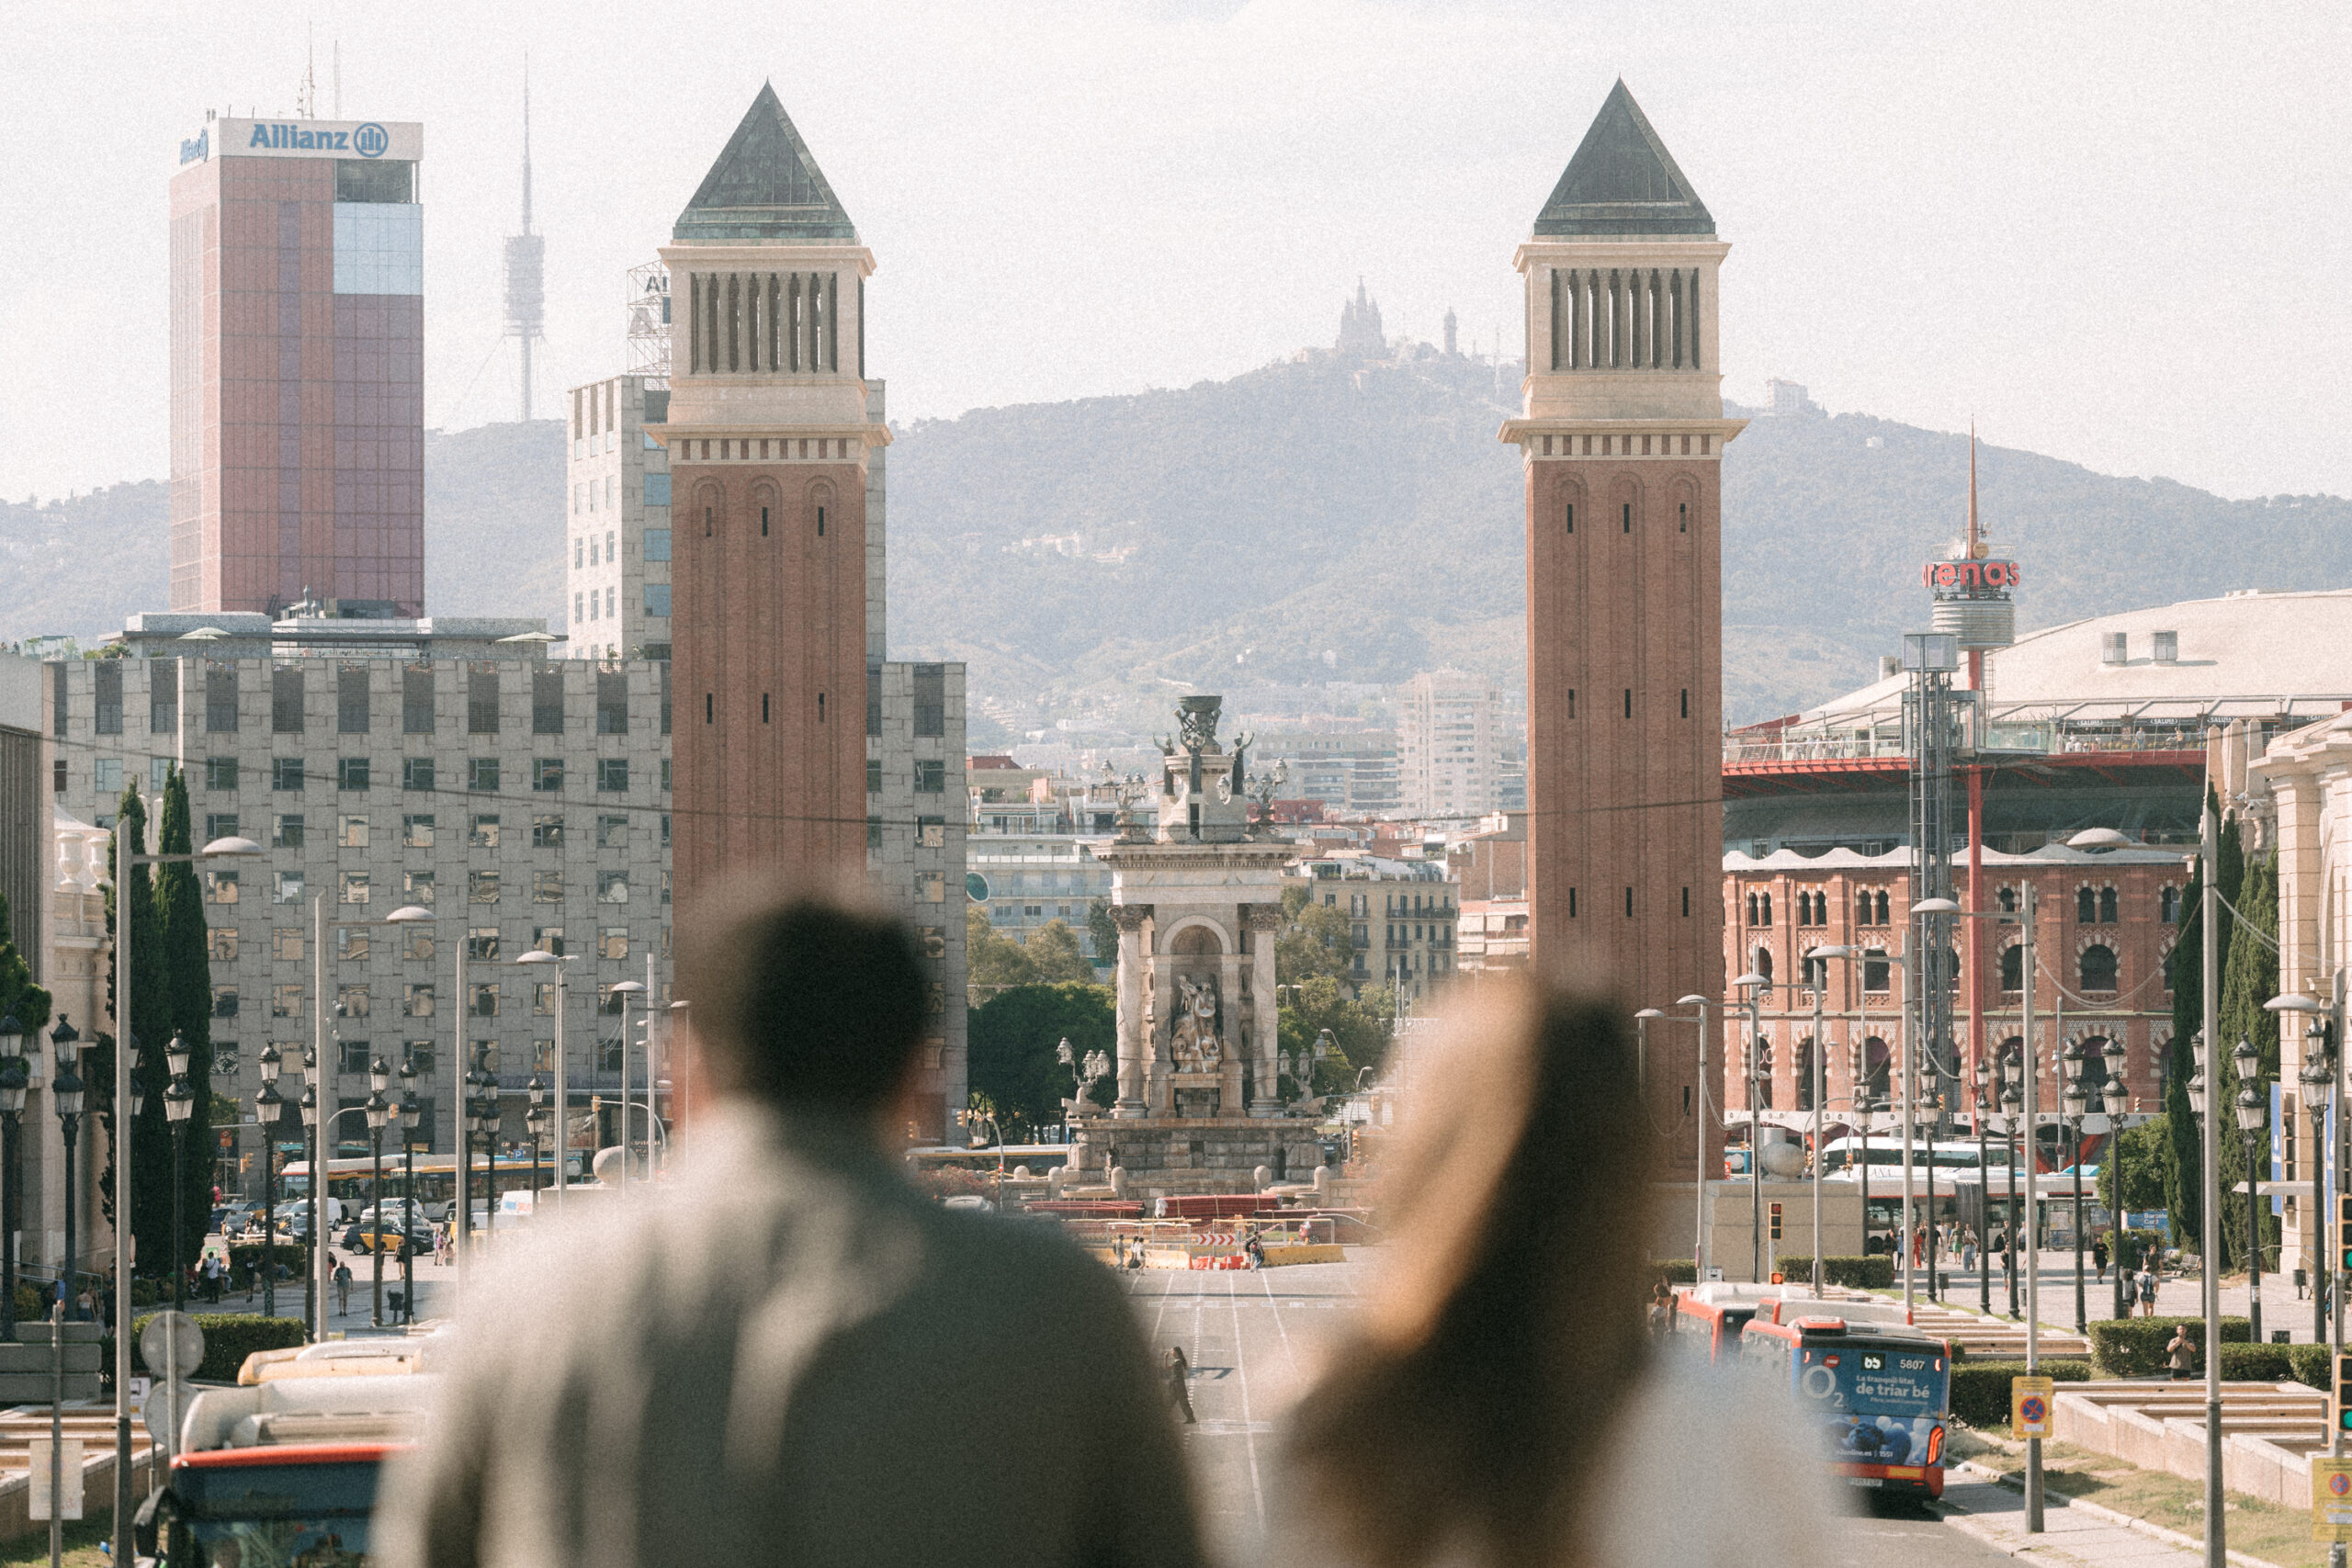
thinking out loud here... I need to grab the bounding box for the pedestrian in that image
[2165,1325,2196,1380]
[2092,1234,2109,1283]
[1961,1229,1978,1273]
[334,1258,353,1316]
[1166,1347,1197,1425]
[1648,1281,1676,1339]
[376,874,1204,1568]
[2139,1267,2159,1317]
[1245,1235,1265,1271]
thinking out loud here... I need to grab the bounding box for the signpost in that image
[2315,1459,2352,1544]
[2011,1375,2056,1441]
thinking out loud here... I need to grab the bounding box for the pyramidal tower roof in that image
[673,84,856,243]
[1532,80,1713,237]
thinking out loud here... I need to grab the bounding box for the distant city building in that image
[1764,378,1821,417]
[1443,307,1458,356]
[1335,278,1385,356]
[1396,672,1503,818]
[1285,851,1457,1003]
[1254,730,1399,817]
[169,115,426,618]
[967,834,1114,964]
[564,376,673,661]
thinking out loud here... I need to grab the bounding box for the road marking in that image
[1261,1269,1302,1378]
[1227,1271,1266,1526]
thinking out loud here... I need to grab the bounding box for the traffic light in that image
[2339,1194,2352,1274]
[2335,1353,2352,1435]
[1770,1201,1784,1242]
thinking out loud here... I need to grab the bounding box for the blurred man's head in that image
[678,876,928,1116]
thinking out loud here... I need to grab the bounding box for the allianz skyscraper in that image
[170,117,425,618]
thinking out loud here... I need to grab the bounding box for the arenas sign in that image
[1921,558,2021,590]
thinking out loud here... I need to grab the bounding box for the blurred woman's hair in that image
[1285,979,1657,1568]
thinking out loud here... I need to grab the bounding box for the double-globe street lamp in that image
[2231,1037,2269,1348]
[398,1055,421,1325]
[254,1045,287,1320]
[365,1056,392,1328]
[164,1032,195,1311]
[1634,995,1713,1279]
[2058,1041,2131,1336]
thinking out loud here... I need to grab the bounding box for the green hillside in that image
[5,355,2345,731]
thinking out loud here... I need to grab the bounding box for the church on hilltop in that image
[1335,277,1385,356]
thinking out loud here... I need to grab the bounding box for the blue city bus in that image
[1738,1314,1952,1498]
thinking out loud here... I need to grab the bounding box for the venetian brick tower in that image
[660,85,881,911]
[1500,82,1744,1179]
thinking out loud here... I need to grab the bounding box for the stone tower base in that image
[1062,1118,1331,1200]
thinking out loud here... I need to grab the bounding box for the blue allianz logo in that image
[178,129,209,165]
[354,122,389,158]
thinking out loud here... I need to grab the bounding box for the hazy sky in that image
[7,1,2348,505]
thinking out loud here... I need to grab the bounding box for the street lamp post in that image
[298,1080,319,1334]
[2099,1041,2132,1325]
[1973,1059,1994,1314]
[514,950,572,1211]
[2061,1044,2090,1336]
[164,1032,194,1311]
[0,1017,23,1341]
[1734,971,1770,1283]
[2233,1037,2267,1348]
[610,981,647,1194]
[254,1044,283,1320]
[2268,987,2345,1568]
[398,1055,420,1325]
[365,1055,391,1328]
[1804,948,1856,1294]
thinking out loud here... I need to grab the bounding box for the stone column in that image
[1112,904,1152,1119]
[1247,906,1283,1117]
[1219,942,1244,1116]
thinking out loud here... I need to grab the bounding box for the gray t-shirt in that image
[376,1106,1203,1568]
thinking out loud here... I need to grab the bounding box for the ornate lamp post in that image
[53,1018,85,1320]
[164,1032,195,1311]
[527,1075,549,1196]
[365,1055,391,1328]
[476,1054,501,1236]
[2233,1037,2268,1347]
[460,1060,483,1253]
[2301,1021,2336,1347]
[254,1042,284,1320]
[2101,1039,2131,1325]
[2000,1050,2023,1319]
[298,1082,320,1334]
[2061,1043,2090,1336]
[1973,1057,1995,1314]
[1733,969,1771,1283]
[398,1055,421,1325]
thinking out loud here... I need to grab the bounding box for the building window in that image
[533,814,564,850]
[469,758,500,793]
[91,662,123,734]
[273,759,305,792]
[918,816,946,849]
[866,760,883,795]
[867,816,884,850]
[2076,886,2096,924]
[402,666,435,734]
[467,927,500,961]
[914,760,945,794]
[213,987,240,1020]
[340,871,369,905]
[205,757,239,792]
[1863,949,1890,993]
[271,985,304,1019]
[273,871,305,905]
[205,666,240,733]
[205,870,240,907]
[2081,944,2119,992]
[596,759,629,793]
[596,815,628,849]
[468,669,502,735]
[403,925,435,962]
[644,584,672,617]
[470,983,500,1019]
[95,758,122,795]
[338,757,370,791]
[532,669,565,735]
[913,664,946,739]
[272,666,306,734]
[2000,945,2022,993]
[534,759,564,793]
[470,871,502,904]
[338,928,370,963]
[208,926,238,961]
[273,929,303,962]
[2160,886,2181,922]
[402,758,435,792]
[534,870,565,904]
[598,872,629,904]
[2098,886,2118,923]
[533,926,565,956]
[596,926,629,961]
[336,814,368,850]
[402,814,435,849]
[404,985,436,1018]
[470,815,501,849]
[405,869,435,906]
[337,666,370,733]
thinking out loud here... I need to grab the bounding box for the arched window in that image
[1747,892,1760,927]
[1862,1037,1891,1105]
[2160,886,2181,923]
[1863,948,1890,993]
[1857,890,1874,928]
[1997,886,2017,914]
[1875,890,1891,924]
[2076,886,2097,924]
[1754,946,1774,984]
[2000,945,2023,993]
[1795,1039,1815,1111]
[2080,944,2119,991]
[1755,1043,1774,1110]
[2098,886,2118,923]
[2076,1036,2114,1105]
[1761,892,1774,926]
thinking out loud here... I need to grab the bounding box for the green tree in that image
[1277,976,1394,1091]
[153,770,218,1280]
[967,982,1116,1138]
[95,784,168,1247]
[966,906,1038,1002]
[0,889,53,1044]
[2165,791,2244,1253]
[2211,847,2279,1271]
[2098,1113,2172,1218]
[1086,899,1120,969]
[1024,919,1099,984]
[1276,885,1357,989]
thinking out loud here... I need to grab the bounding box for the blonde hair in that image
[1285,980,1657,1568]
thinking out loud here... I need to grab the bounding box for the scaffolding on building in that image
[627,262,672,383]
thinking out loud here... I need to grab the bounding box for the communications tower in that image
[503,65,547,422]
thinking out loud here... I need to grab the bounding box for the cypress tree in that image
[153,770,218,1285]
[2213,849,2280,1271]
[0,891,52,1041]
[96,786,169,1257]
[2164,790,2245,1255]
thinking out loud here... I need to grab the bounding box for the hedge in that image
[1653,1261,1697,1285]
[1951,1359,2093,1427]
[2290,1343,2331,1390]
[129,1313,306,1382]
[2085,1315,2251,1378]
[2215,1343,2298,1382]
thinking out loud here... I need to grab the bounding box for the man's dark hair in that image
[678,876,928,1111]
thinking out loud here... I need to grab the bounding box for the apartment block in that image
[1286,852,1459,1004]
[565,376,673,661]
[865,660,968,1138]
[1397,672,1503,818]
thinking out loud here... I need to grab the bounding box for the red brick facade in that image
[670,449,867,911]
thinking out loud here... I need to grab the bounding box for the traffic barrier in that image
[1261,1244,1346,1267]
[1143,1247,1194,1269]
